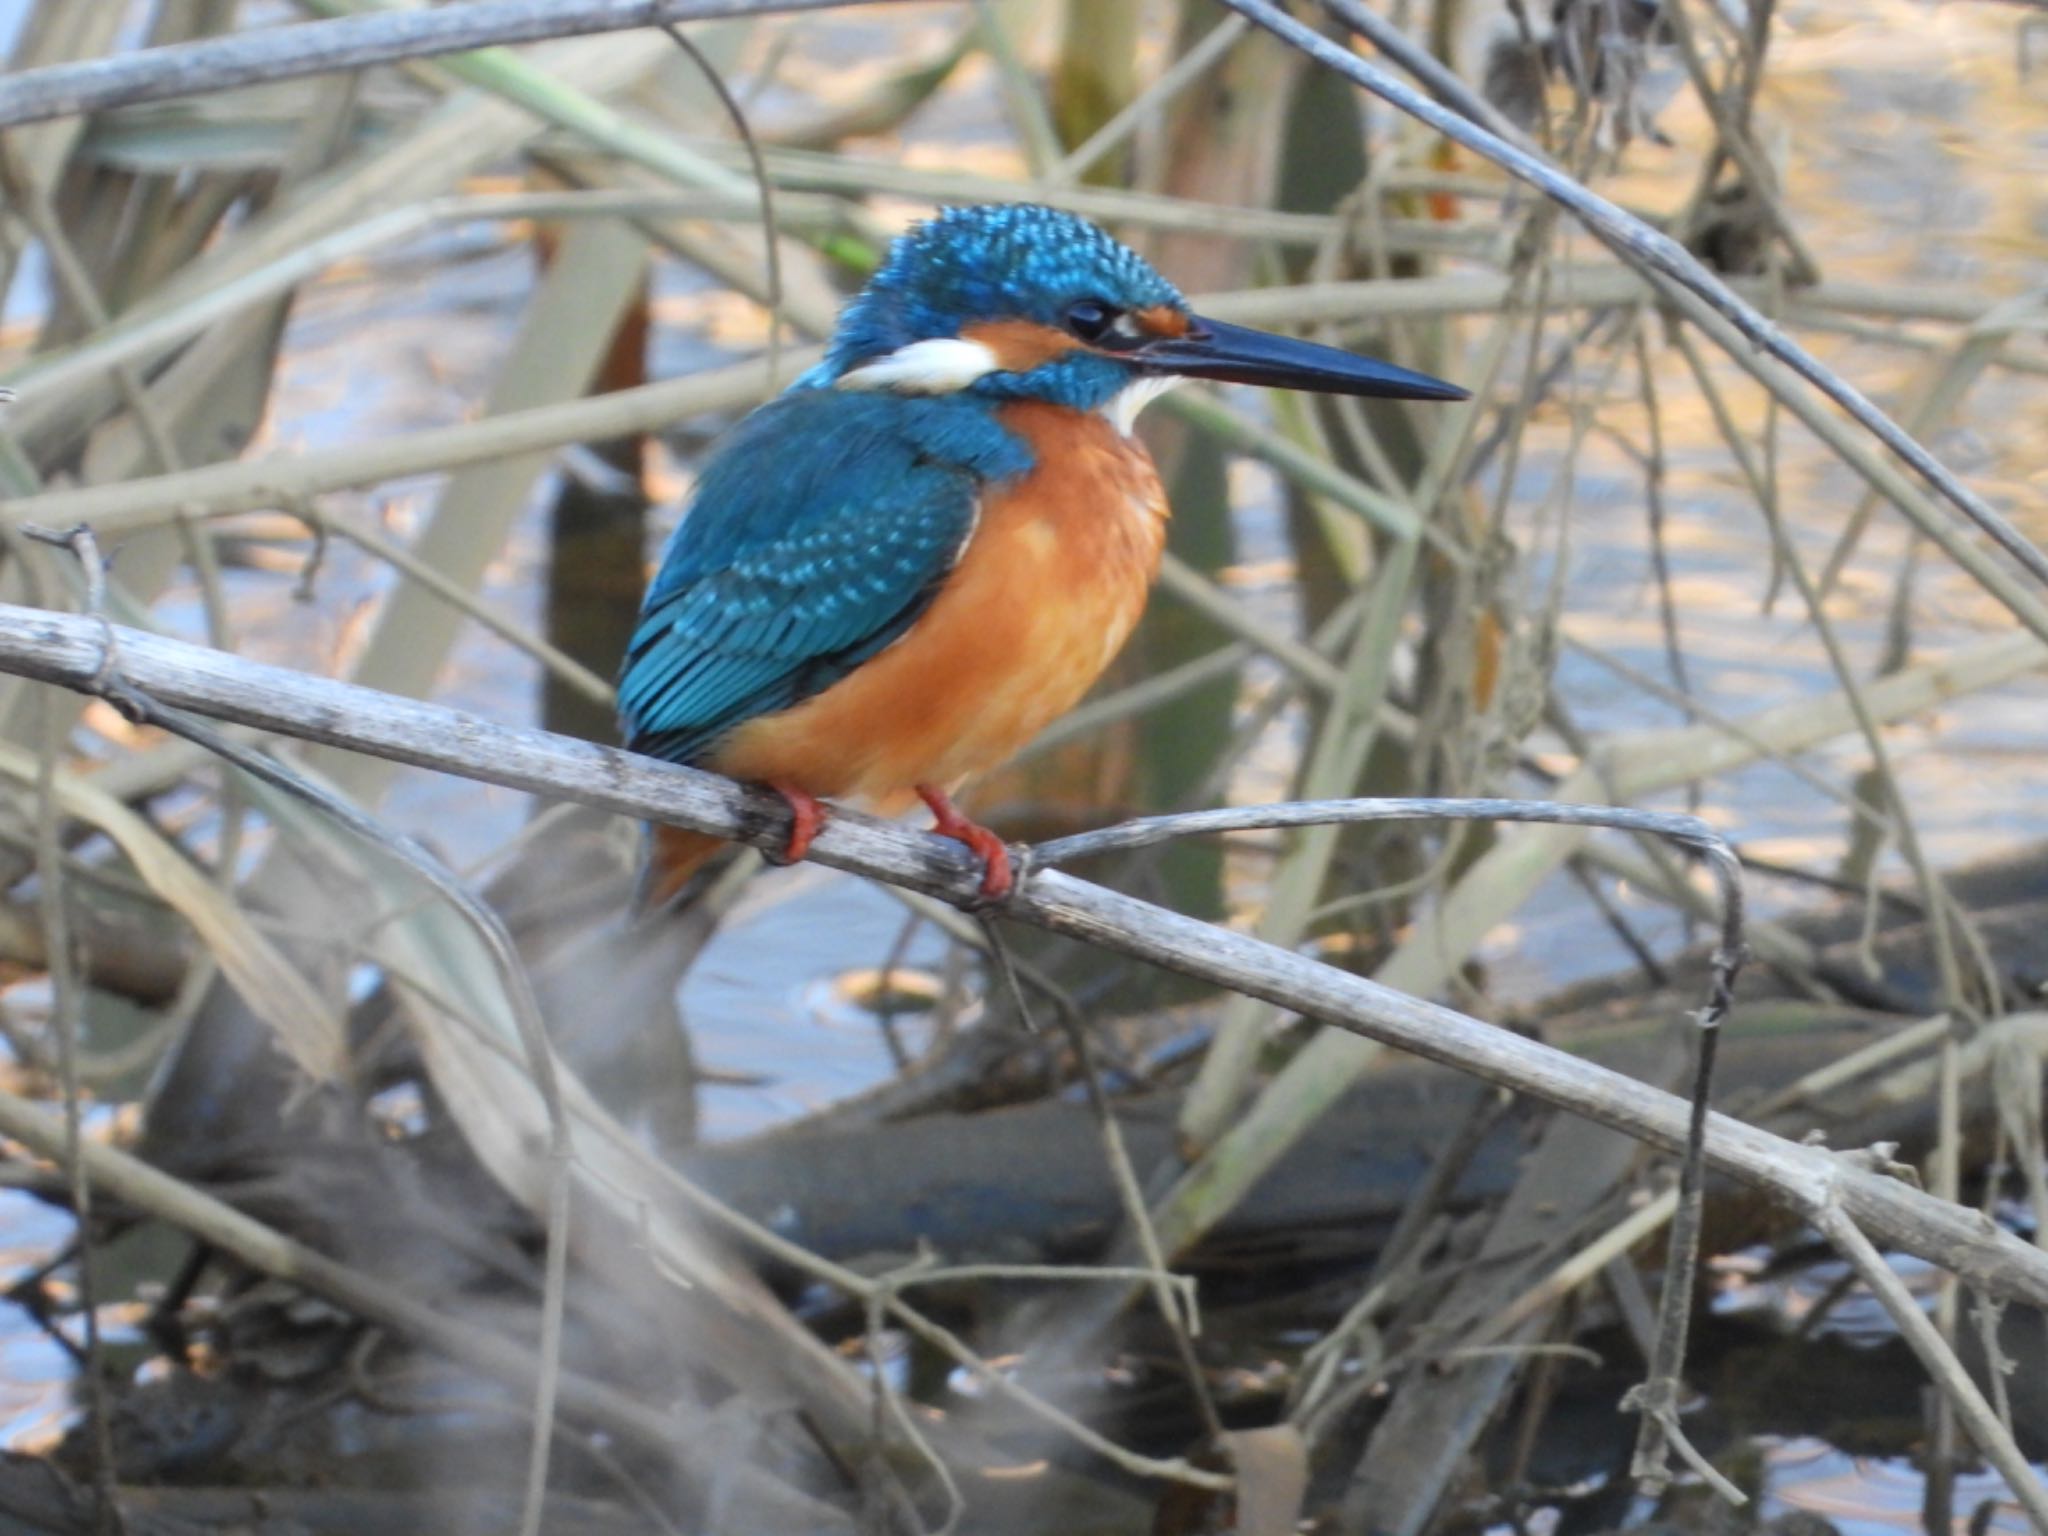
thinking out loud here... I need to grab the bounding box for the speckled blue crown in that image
[822,204,1186,376]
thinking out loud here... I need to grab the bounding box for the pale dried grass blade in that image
[0,739,342,1077]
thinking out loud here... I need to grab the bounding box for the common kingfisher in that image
[619,204,1465,909]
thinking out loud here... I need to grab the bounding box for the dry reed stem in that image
[0,0,923,129]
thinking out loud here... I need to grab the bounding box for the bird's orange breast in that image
[708,401,1169,806]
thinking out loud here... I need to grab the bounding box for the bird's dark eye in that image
[1065,298,1122,343]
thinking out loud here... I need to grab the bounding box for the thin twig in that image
[981,915,1230,1449]
[19,526,117,689]
[7,533,123,1535]
[657,23,786,389]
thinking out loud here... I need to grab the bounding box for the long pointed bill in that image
[1136,315,1468,401]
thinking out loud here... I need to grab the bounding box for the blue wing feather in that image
[619,389,1033,764]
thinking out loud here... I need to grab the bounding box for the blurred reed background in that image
[0,2,2043,1533]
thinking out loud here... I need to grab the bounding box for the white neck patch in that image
[834,339,1180,431]
[836,338,1001,395]
[1102,373,1182,437]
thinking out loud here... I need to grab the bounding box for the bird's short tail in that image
[631,823,729,917]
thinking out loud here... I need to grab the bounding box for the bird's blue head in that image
[816,205,1186,417]
[811,204,1468,425]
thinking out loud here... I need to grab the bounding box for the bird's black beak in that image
[1135,315,1468,402]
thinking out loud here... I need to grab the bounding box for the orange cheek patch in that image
[1133,305,1190,339]
[961,319,1079,372]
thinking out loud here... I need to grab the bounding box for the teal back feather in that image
[619,390,1032,764]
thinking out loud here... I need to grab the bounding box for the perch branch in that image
[0,603,2044,1315]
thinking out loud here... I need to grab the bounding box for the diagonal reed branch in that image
[1,602,2045,1315]
[1811,1203,2048,1532]
[0,0,924,131]
[1219,0,2048,593]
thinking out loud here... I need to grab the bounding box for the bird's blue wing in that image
[619,390,1032,764]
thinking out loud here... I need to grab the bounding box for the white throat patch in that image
[835,338,1001,395]
[1102,373,1182,437]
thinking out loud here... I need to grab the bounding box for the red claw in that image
[768,780,827,865]
[916,784,1012,900]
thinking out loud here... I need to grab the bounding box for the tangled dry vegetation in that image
[0,2,2044,1534]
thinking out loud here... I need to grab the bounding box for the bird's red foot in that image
[916,784,1012,900]
[767,781,826,865]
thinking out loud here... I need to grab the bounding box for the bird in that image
[618,204,1465,911]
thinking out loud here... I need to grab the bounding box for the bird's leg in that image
[916,784,1012,900]
[767,780,826,865]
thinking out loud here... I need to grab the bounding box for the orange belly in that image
[706,400,1169,807]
